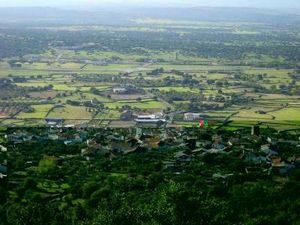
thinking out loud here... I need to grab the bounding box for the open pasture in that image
[148,86,200,93]
[17,104,53,119]
[104,99,166,110]
[48,105,93,120]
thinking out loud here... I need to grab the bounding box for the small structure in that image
[113,88,127,94]
[0,164,7,179]
[0,145,7,152]
[45,118,64,126]
[184,113,202,121]
[272,160,295,175]
[135,114,166,124]
[175,151,191,163]
[251,125,260,136]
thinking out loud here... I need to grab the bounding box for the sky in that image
[0,0,300,8]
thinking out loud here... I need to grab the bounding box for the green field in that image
[48,105,93,120]
[95,110,121,120]
[147,87,200,93]
[17,105,53,119]
[269,107,300,122]
[105,99,166,110]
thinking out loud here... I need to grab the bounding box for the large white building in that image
[135,114,166,123]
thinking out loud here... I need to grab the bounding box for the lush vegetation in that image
[1,127,300,225]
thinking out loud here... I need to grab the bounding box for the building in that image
[0,164,7,179]
[45,118,64,126]
[0,145,7,152]
[113,88,127,94]
[184,113,202,121]
[135,115,166,124]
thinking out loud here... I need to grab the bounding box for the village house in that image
[48,134,59,140]
[163,161,176,170]
[175,151,192,163]
[0,164,7,179]
[45,118,64,126]
[212,134,226,150]
[184,113,202,121]
[113,87,127,94]
[135,114,166,124]
[63,133,83,145]
[0,145,7,152]
[272,159,295,175]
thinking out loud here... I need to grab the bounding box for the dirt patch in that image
[108,121,136,128]
[110,94,150,100]
[29,91,58,99]
[0,112,9,119]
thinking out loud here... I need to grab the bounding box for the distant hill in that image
[0,7,128,26]
[127,7,300,24]
[0,7,300,26]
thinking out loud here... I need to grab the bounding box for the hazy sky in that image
[0,0,300,8]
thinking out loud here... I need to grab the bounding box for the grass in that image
[269,107,300,122]
[148,86,200,93]
[149,64,248,71]
[223,121,257,131]
[0,119,46,126]
[53,84,77,91]
[232,107,274,121]
[174,121,198,127]
[81,93,112,102]
[244,68,292,77]
[84,64,138,72]
[94,86,112,91]
[48,105,93,119]
[79,87,91,92]
[105,100,166,110]
[16,82,49,87]
[95,110,121,120]
[205,111,236,119]
[17,105,53,119]
[207,73,229,79]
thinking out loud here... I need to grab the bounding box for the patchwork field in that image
[1,41,300,129]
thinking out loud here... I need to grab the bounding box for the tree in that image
[37,156,57,175]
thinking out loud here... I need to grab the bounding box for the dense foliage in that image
[1,128,300,225]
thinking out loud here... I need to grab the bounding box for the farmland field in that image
[48,105,93,120]
[105,100,166,110]
[17,105,53,119]
[0,13,299,130]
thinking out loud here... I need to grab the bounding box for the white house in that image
[184,113,201,121]
[113,88,127,94]
[135,114,166,123]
